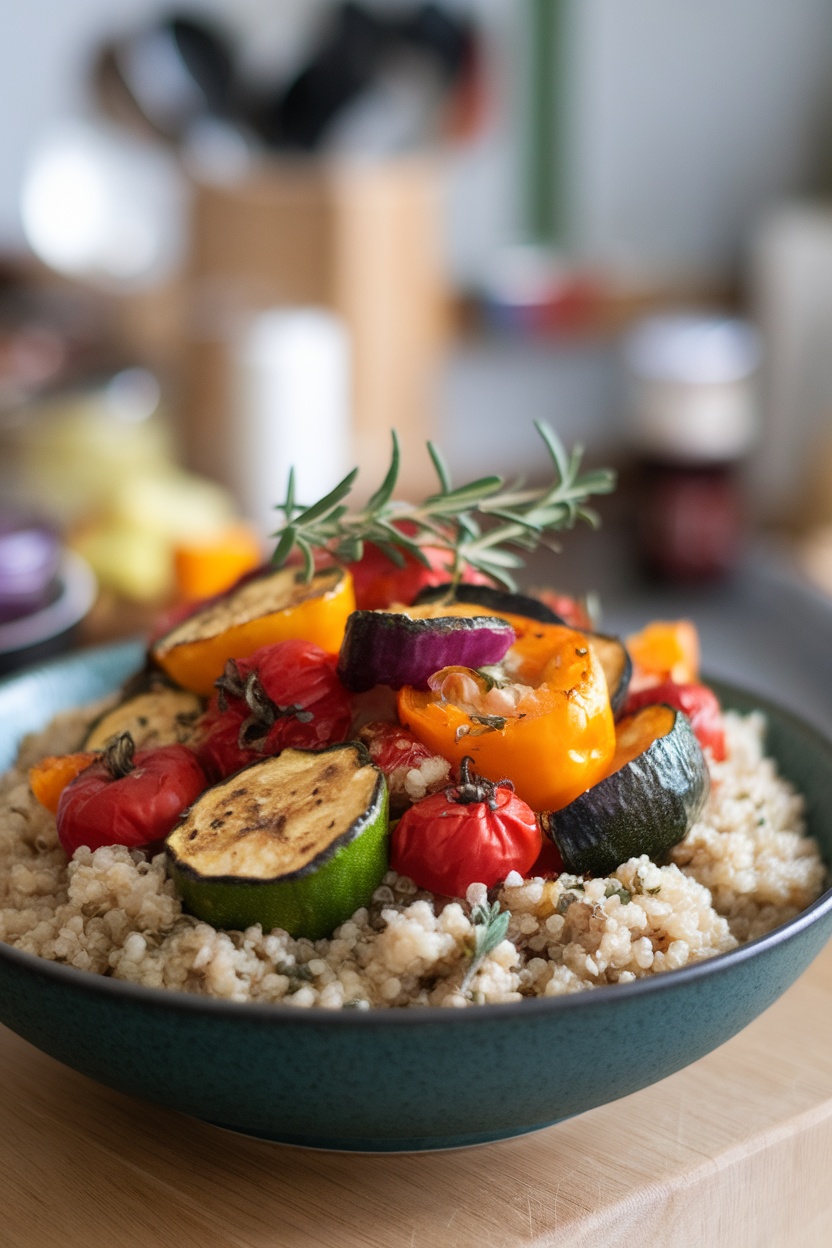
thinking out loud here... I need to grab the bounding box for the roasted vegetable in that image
[197,639,352,781]
[166,744,389,940]
[83,682,203,752]
[347,535,492,610]
[413,582,565,625]
[626,620,699,689]
[589,634,632,717]
[150,565,355,695]
[623,680,726,760]
[545,705,708,876]
[337,606,515,692]
[390,756,542,897]
[357,721,450,811]
[398,622,615,811]
[30,751,97,814]
[57,733,207,855]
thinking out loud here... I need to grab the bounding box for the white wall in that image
[567,0,832,283]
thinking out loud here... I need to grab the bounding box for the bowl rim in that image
[1,648,831,1028]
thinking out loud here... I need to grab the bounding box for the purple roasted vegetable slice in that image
[337,608,516,692]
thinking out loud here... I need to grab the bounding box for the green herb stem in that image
[270,422,615,592]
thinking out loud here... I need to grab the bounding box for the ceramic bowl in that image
[1,643,831,1152]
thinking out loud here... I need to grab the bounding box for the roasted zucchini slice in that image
[83,682,203,751]
[166,743,389,939]
[545,705,708,876]
[150,565,355,695]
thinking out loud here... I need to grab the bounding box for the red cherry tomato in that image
[347,526,492,611]
[391,758,542,896]
[56,735,207,855]
[527,836,564,880]
[197,639,352,780]
[622,680,726,761]
[530,589,593,631]
[358,721,449,810]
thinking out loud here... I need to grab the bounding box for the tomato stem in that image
[103,732,136,779]
[449,756,513,811]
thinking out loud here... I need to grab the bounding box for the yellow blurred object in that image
[112,470,235,542]
[20,395,174,523]
[73,524,173,602]
[174,524,262,601]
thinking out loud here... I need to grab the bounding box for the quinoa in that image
[0,709,825,1008]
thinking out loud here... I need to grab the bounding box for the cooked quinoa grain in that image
[0,709,825,1007]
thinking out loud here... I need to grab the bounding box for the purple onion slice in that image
[337,609,516,692]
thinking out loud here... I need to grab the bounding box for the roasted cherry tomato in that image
[622,680,726,761]
[391,757,542,896]
[197,638,352,780]
[530,589,593,631]
[358,721,449,811]
[347,524,492,611]
[56,733,207,855]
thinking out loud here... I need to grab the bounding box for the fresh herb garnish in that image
[270,422,615,591]
[605,883,632,905]
[461,899,511,993]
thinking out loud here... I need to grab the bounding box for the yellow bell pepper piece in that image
[398,622,615,812]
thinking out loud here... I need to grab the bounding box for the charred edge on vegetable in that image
[337,609,516,692]
[546,707,709,877]
[166,741,385,886]
[153,565,345,656]
[587,634,633,717]
[412,583,566,625]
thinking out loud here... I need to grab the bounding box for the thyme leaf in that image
[461,900,510,994]
[270,422,615,589]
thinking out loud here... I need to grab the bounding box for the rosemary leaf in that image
[364,430,401,513]
[461,900,511,994]
[427,440,452,492]
[269,424,616,584]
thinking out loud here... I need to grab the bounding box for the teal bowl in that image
[1,642,831,1151]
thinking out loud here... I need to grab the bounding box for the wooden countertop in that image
[2,940,832,1248]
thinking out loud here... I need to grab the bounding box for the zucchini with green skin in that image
[166,743,389,940]
[83,681,204,752]
[545,705,708,876]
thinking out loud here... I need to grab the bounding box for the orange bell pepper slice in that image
[398,622,615,812]
[626,620,699,690]
[30,751,98,814]
[151,566,356,696]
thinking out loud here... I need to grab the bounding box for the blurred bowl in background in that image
[0,549,96,676]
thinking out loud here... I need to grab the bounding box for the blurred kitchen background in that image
[4,0,832,691]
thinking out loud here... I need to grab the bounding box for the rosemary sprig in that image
[270,421,615,591]
[460,900,511,994]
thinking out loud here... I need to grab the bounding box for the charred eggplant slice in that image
[150,565,354,695]
[166,743,389,940]
[83,681,203,751]
[545,705,708,876]
[413,583,565,625]
[337,607,515,692]
[588,634,632,717]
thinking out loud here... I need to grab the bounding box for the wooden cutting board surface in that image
[2,942,832,1248]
